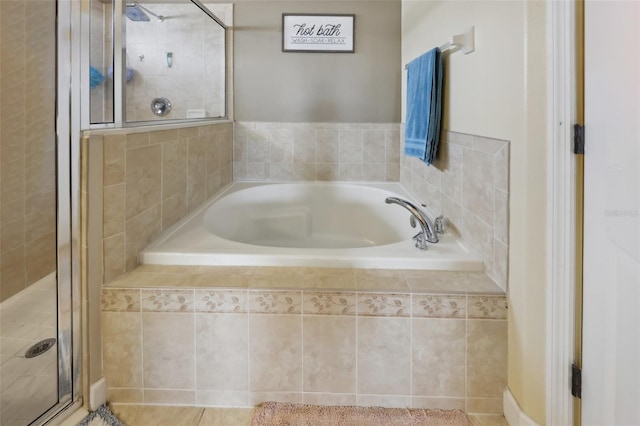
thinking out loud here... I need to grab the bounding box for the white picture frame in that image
[282,14,355,53]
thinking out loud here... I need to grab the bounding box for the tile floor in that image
[109,404,509,426]
[0,274,59,426]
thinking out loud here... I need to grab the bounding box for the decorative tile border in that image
[412,295,466,318]
[357,293,411,317]
[141,289,194,312]
[195,290,248,313]
[101,288,507,319]
[303,292,356,316]
[249,291,302,314]
[467,296,508,319]
[102,288,140,312]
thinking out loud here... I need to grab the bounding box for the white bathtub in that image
[141,182,483,270]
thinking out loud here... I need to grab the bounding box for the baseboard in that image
[89,377,107,410]
[503,388,540,426]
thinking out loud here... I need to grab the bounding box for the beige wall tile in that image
[250,392,303,406]
[357,317,410,395]
[196,314,249,391]
[103,234,125,284]
[143,389,195,405]
[463,149,495,227]
[126,133,150,150]
[197,391,250,408]
[303,393,357,406]
[412,319,466,397]
[162,140,188,200]
[125,144,162,220]
[356,394,410,408]
[439,142,464,205]
[249,315,302,392]
[463,213,494,274]
[150,129,179,144]
[467,320,508,398]
[102,312,143,388]
[107,388,143,404]
[161,191,187,230]
[125,205,161,271]
[410,397,466,410]
[142,312,195,389]
[103,135,125,186]
[1,218,25,254]
[25,231,55,283]
[303,316,356,393]
[103,184,125,238]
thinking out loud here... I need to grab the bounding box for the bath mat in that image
[251,401,471,426]
[76,405,125,426]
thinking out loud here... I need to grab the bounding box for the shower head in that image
[125,3,165,22]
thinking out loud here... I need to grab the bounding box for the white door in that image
[582,1,640,425]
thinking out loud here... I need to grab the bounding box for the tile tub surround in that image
[401,131,510,291]
[91,122,233,284]
[233,122,401,182]
[101,265,507,414]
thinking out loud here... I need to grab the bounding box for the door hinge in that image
[574,124,585,155]
[571,363,582,398]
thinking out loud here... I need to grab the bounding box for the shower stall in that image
[86,0,229,127]
[0,0,80,424]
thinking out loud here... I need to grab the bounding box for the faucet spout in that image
[385,197,439,247]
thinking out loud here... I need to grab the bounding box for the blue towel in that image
[404,48,443,165]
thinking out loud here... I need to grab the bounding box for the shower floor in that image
[0,273,58,426]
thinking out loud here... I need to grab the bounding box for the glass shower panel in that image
[0,0,60,424]
[124,1,227,122]
[90,0,114,124]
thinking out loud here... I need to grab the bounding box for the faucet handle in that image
[434,215,446,234]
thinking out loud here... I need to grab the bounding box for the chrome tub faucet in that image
[385,197,441,250]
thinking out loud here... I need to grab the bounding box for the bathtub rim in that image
[141,181,484,271]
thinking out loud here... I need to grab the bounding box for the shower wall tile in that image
[400,130,510,292]
[96,122,233,284]
[233,122,400,182]
[0,0,56,301]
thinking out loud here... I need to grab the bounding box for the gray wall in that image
[234,1,401,123]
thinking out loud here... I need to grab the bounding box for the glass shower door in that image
[0,0,77,424]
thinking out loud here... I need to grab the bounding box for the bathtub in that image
[141,182,483,270]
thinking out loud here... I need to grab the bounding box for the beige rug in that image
[251,401,471,426]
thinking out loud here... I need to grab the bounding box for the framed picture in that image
[282,14,355,53]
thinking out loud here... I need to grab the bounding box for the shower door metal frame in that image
[30,0,83,423]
